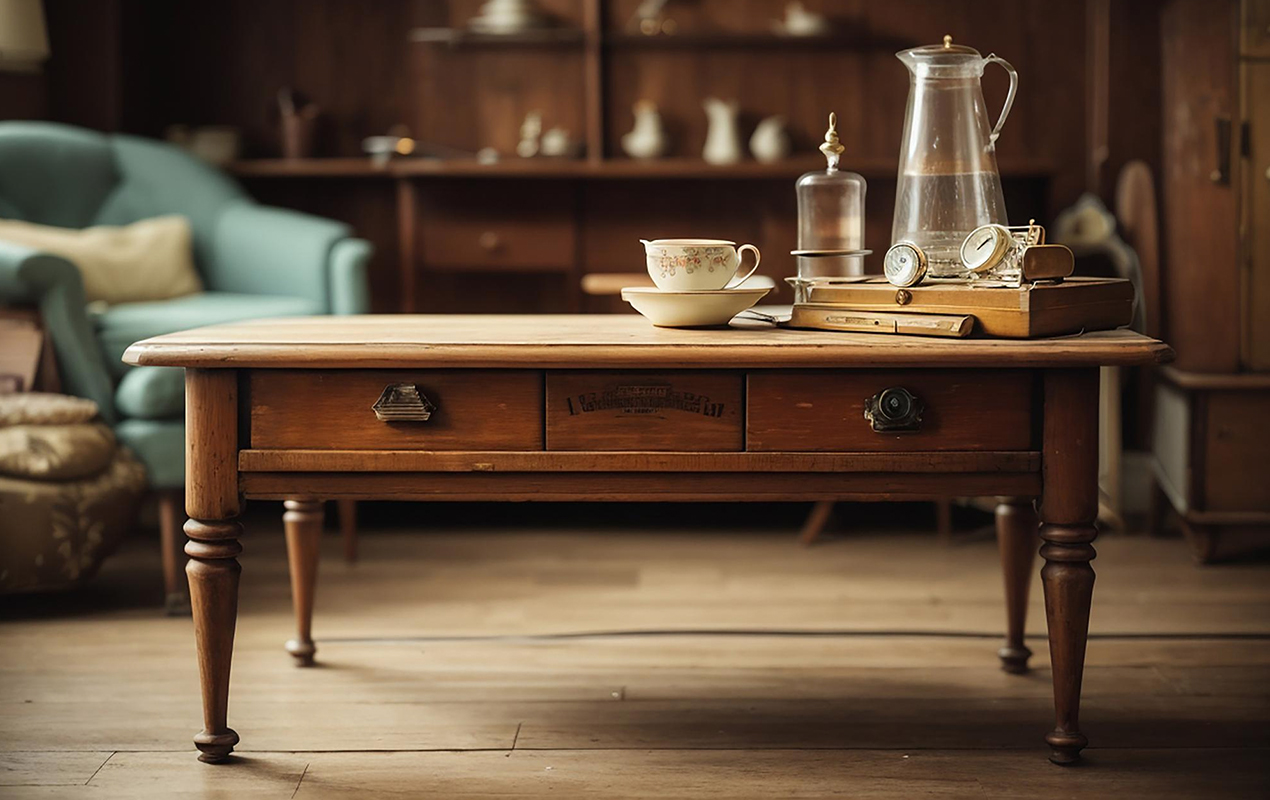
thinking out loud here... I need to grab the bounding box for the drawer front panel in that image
[747,370,1034,452]
[1203,392,1270,512]
[419,183,575,270]
[547,371,743,451]
[250,370,543,450]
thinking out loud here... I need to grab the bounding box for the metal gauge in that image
[884,242,928,288]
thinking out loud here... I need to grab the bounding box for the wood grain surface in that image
[3,526,1267,798]
[747,370,1035,452]
[122,315,1173,370]
[249,370,544,451]
[239,470,1042,502]
[546,371,743,451]
[237,450,1041,474]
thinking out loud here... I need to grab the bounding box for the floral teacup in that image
[640,238,762,291]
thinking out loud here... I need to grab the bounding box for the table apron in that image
[239,469,1042,501]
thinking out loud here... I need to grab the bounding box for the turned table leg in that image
[1040,369,1100,765]
[184,369,242,763]
[995,497,1038,673]
[284,499,323,666]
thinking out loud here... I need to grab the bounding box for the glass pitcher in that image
[891,35,1018,277]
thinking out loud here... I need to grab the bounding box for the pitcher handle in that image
[725,244,762,288]
[983,54,1018,148]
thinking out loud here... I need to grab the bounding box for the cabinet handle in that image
[864,387,924,433]
[1210,116,1231,185]
[479,231,502,251]
[372,384,436,422]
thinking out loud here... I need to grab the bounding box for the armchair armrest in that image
[205,200,359,313]
[328,238,372,315]
[0,240,117,422]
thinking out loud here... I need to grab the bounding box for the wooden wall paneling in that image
[1103,0,1163,199]
[288,0,416,157]
[1160,0,1241,372]
[0,73,48,121]
[120,0,414,156]
[412,46,587,157]
[397,178,418,313]
[583,0,604,161]
[43,0,124,130]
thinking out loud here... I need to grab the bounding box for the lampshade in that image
[0,0,50,73]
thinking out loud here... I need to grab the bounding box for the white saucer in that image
[621,285,772,328]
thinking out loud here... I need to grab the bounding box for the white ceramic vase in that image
[702,98,742,165]
[749,116,790,163]
[621,100,668,159]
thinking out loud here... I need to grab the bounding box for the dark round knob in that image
[864,387,924,432]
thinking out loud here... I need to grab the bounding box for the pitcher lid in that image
[897,34,985,77]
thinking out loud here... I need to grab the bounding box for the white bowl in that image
[621,286,771,328]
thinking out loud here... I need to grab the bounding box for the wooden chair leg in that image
[996,497,1038,673]
[935,498,954,543]
[284,499,324,666]
[1145,479,1171,538]
[798,501,835,546]
[1179,517,1221,564]
[158,490,189,615]
[337,499,358,563]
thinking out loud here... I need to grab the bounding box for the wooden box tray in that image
[799,277,1135,338]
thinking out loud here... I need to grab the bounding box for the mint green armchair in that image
[0,121,371,607]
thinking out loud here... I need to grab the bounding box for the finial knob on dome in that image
[819,112,845,170]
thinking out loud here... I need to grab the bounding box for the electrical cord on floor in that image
[320,629,1270,645]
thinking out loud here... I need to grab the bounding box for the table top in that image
[123,315,1173,370]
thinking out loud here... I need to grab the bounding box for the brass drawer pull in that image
[864,387,923,432]
[372,384,436,422]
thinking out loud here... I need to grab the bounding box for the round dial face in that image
[961,224,1011,273]
[884,243,927,287]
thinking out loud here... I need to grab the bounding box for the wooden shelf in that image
[407,27,911,52]
[230,156,1056,181]
[604,32,914,50]
[229,158,392,178]
[408,27,586,47]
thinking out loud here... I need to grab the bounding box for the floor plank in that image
[0,751,113,787]
[2,517,1268,796]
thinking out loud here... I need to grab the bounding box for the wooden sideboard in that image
[1154,0,1270,559]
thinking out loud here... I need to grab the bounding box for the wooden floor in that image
[2,505,1268,798]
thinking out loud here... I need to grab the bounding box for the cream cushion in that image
[0,215,203,305]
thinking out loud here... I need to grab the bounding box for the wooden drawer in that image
[546,371,743,451]
[747,370,1035,452]
[1203,392,1270,512]
[249,370,543,450]
[419,183,576,271]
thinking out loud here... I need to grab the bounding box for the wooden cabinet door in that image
[1161,0,1241,372]
[1245,60,1270,369]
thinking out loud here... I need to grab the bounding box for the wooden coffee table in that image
[123,315,1171,766]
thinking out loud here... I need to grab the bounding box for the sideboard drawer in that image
[546,371,743,451]
[419,183,576,271]
[250,370,544,450]
[747,370,1035,452]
